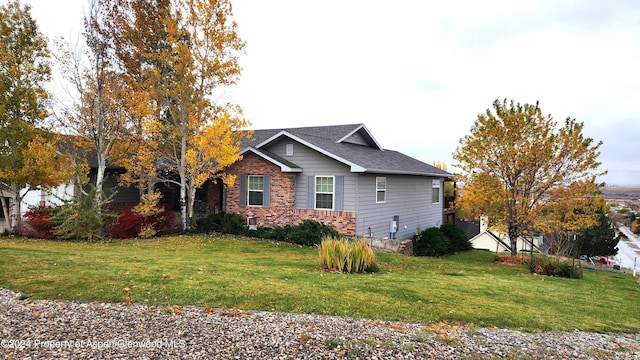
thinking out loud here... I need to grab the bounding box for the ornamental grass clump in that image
[318,238,378,273]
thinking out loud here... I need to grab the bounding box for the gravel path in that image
[1,288,639,359]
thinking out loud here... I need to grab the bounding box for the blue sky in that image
[25,0,640,185]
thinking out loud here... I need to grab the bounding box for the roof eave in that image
[363,168,453,177]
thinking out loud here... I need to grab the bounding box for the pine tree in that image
[576,207,619,257]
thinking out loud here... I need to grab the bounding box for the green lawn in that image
[1,235,638,333]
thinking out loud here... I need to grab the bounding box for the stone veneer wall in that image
[225,153,356,235]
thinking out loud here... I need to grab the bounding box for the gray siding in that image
[355,174,443,240]
[264,140,356,211]
[263,139,444,239]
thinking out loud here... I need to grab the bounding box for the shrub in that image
[495,253,528,266]
[246,225,292,241]
[20,206,56,239]
[193,212,246,234]
[267,224,293,241]
[318,238,378,273]
[439,224,472,252]
[528,254,583,279]
[133,192,163,238]
[109,209,140,239]
[193,215,340,247]
[412,227,451,257]
[49,186,114,241]
[109,195,176,239]
[412,224,474,257]
[242,220,339,246]
[284,220,340,246]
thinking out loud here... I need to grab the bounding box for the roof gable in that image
[336,124,382,150]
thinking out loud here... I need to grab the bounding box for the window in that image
[315,176,334,209]
[376,177,386,203]
[195,182,208,202]
[248,175,264,206]
[286,143,294,156]
[432,179,441,204]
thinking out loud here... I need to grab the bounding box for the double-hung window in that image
[315,176,334,210]
[432,179,441,204]
[376,177,386,203]
[248,175,264,206]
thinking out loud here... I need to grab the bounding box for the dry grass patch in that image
[495,253,529,266]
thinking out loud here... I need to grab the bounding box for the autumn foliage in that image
[109,193,176,239]
[20,206,56,239]
[109,206,176,239]
[454,99,605,256]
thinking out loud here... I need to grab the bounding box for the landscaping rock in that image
[1,288,638,359]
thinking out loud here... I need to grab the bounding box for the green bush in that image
[193,212,246,234]
[49,186,114,241]
[247,220,339,246]
[244,220,339,246]
[412,224,473,257]
[412,227,450,257]
[318,238,378,273]
[283,219,340,246]
[194,214,339,247]
[528,254,583,279]
[440,224,472,252]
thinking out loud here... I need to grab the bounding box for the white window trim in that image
[286,143,294,156]
[247,175,264,206]
[376,176,386,203]
[315,175,335,210]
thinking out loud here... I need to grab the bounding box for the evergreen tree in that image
[576,208,619,256]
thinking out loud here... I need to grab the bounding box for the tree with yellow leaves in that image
[105,0,250,230]
[54,0,131,204]
[539,182,604,256]
[0,1,75,233]
[454,99,605,256]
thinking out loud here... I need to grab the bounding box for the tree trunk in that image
[508,224,519,256]
[180,175,187,231]
[179,107,188,231]
[187,177,197,229]
[1,196,10,232]
[9,183,23,233]
[95,153,106,203]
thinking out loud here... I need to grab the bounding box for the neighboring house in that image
[469,216,546,253]
[224,124,452,239]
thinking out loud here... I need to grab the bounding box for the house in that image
[20,153,142,215]
[222,124,452,240]
[469,216,546,253]
[19,124,453,240]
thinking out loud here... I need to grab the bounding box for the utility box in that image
[389,215,400,239]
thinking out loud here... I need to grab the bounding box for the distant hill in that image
[601,186,640,200]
